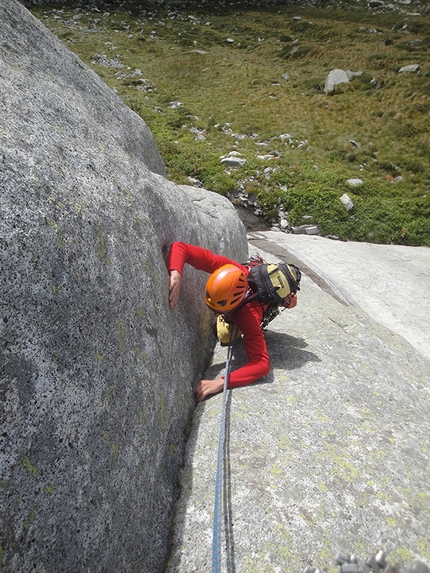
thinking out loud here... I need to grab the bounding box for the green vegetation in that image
[24,0,430,245]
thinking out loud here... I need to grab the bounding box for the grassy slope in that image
[25,0,430,245]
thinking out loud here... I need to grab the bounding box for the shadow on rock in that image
[262,329,321,371]
[203,331,321,392]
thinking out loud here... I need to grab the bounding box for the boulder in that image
[324,68,350,94]
[0,2,247,572]
[347,178,364,186]
[292,224,320,235]
[398,64,421,74]
[220,155,248,167]
[340,192,354,210]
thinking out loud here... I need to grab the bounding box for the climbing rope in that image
[212,336,235,573]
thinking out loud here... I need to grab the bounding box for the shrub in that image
[395,123,420,138]
[398,160,424,174]
[277,44,314,60]
[280,184,350,234]
[377,161,399,175]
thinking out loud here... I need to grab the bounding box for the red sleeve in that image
[226,301,270,388]
[168,241,248,275]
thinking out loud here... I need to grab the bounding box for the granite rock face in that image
[0,2,247,572]
[166,246,430,573]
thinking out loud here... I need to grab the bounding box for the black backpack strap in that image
[247,264,271,304]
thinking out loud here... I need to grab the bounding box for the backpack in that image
[245,257,301,306]
[244,256,301,329]
[219,255,301,335]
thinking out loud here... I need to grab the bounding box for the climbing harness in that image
[212,334,235,573]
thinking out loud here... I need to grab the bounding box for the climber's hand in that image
[195,378,224,402]
[169,270,182,307]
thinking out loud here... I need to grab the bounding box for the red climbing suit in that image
[168,241,271,388]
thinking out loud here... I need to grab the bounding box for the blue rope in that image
[212,340,234,573]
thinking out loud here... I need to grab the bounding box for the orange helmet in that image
[204,264,248,313]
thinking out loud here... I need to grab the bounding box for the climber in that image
[167,241,301,402]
